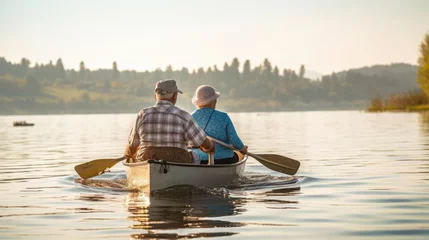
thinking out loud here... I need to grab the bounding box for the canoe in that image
[123,151,247,192]
[13,121,34,127]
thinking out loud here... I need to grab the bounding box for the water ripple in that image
[1,112,429,239]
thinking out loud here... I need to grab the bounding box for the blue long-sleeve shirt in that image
[191,108,244,160]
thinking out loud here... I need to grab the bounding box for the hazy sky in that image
[0,0,428,74]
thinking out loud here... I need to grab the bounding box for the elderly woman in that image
[191,85,247,164]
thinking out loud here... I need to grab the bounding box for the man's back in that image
[136,100,205,150]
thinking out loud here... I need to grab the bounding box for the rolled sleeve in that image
[185,118,207,146]
[128,114,141,149]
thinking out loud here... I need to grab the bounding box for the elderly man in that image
[124,79,215,163]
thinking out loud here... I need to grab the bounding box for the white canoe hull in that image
[123,156,247,192]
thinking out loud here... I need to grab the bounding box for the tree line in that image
[0,55,419,114]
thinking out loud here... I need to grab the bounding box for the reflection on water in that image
[72,171,300,239]
[419,111,429,133]
[74,177,128,190]
[126,187,244,238]
[72,171,300,238]
[124,182,301,239]
[1,112,429,239]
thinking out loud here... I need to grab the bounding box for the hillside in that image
[326,63,418,99]
[0,57,421,114]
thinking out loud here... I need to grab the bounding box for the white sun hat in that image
[192,85,220,107]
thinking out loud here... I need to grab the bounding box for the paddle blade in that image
[249,153,300,175]
[208,136,301,175]
[74,157,126,179]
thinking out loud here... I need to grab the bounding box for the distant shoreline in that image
[1,106,367,116]
[367,105,429,113]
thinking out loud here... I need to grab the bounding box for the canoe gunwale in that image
[123,155,248,168]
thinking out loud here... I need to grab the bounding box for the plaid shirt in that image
[128,100,207,151]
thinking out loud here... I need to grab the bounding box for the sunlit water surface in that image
[1,111,429,239]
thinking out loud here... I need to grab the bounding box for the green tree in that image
[262,58,272,74]
[20,58,31,77]
[417,33,429,98]
[112,61,119,80]
[230,58,240,85]
[197,67,205,85]
[44,60,56,81]
[273,66,280,83]
[223,62,229,74]
[165,65,173,79]
[55,58,66,80]
[79,61,86,81]
[180,67,189,82]
[261,58,272,83]
[299,64,306,79]
[242,59,251,81]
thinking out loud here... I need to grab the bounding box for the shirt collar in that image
[155,100,174,106]
[155,100,174,112]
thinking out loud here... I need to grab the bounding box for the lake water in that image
[1,111,429,239]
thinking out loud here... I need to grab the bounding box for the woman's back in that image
[192,108,244,160]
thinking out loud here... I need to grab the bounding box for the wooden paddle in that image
[208,137,300,175]
[74,156,127,179]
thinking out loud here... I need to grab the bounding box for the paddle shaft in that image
[208,137,298,172]
[102,157,126,167]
